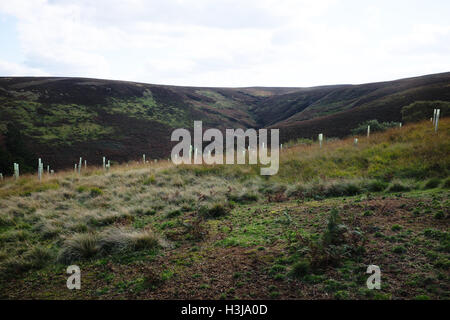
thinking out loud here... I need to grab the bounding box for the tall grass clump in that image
[0,246,53,279]
[387,180,414,192]
[99,229,159,254]
[58,233,100,263]
[366,180,388,192]
[58,229,160,263]
[198,202,231,219]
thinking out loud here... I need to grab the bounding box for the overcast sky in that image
[0,0,449,87]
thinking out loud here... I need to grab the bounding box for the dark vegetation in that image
[351,120,400,135]
[1,72,450,174]
[402,100,450,123]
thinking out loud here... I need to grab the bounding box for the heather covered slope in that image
[263,72,450,142]
[0,120,448,299]
[1,72,450,173]
[0,77,271,173]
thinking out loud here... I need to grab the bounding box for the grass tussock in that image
[198,202,232,219]
[58,229,160,263]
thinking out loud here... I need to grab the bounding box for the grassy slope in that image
[0,119,448,299]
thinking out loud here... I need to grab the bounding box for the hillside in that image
[0,77,270,173]
[0,119,448,299]
[1,72,450,173]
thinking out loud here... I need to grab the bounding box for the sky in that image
[0,0,449,87]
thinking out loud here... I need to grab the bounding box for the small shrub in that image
[273,274,285,281]
[443,178,450,189]
[324,183,347,197]
[198,203,231,219]
[324,279,347,292]
[137,270,164,291]
[0,214,14,227]
[269,291,280,298]
[184,219,209,241]
[351,119,400,135]
[323,208,347,245]
[76,186,88,193]
[0,246,53,278]
[423,228,447,240]
[367,180,388,192]
[0,229,31,243]
[89,187,103,197]
[434,211,445,220]
[166,209,182,219]
[269,264,286,275]
[363,210,373,217]
[143,175,156,185]
[424,178,442,189]
[342,182,362,196]
[334,290,349,300]
[291,260,311,279]
[387,181,411,193]
[392,245,406,254]
[24,246,53,268]
[0,257,32,277]
[228,191,258,204]
[434,258,450,270]
[391,224,402,232]
[285,184,307,198]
